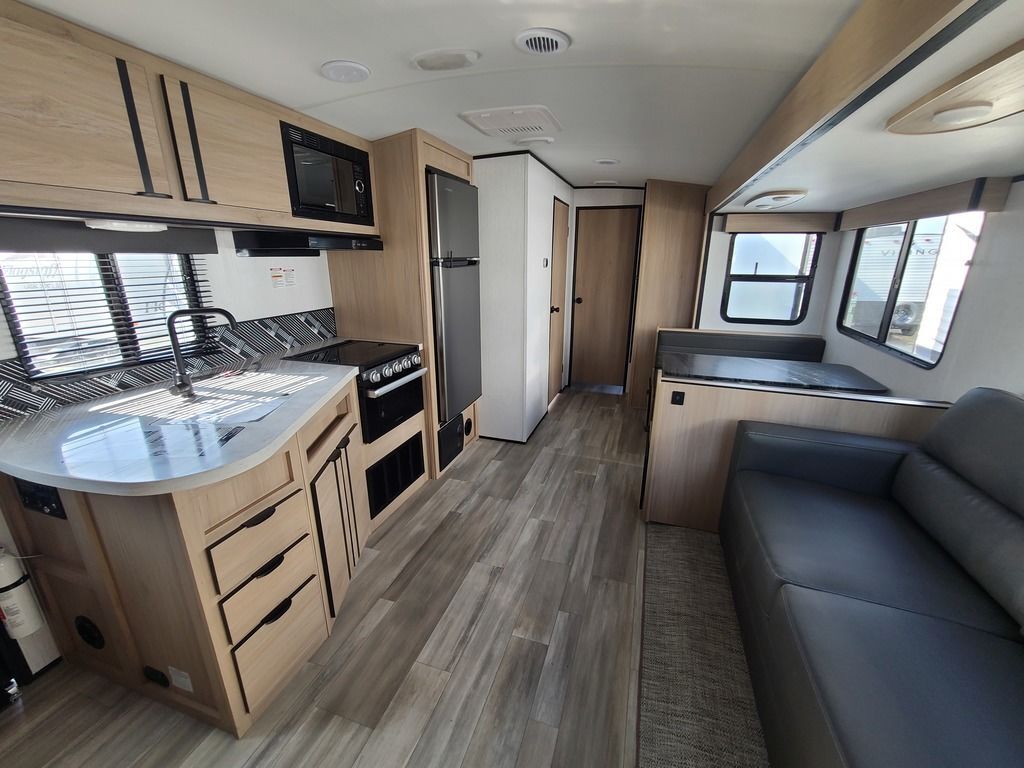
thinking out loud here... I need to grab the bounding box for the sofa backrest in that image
[893,388,1024,631]
[656,330,825,362]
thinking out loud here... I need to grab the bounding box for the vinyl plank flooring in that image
[462,636,548,768]
[551,578,634,768]
[515,720,559,768]
[419,561,501,671]
[351,662,449,768]
[513,559,569,644]
[2,391,644,768]
[531,610,582,728]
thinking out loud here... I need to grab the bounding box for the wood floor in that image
[0,390,647,768]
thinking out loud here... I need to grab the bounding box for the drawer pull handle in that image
[243,506,276,528]
[262,597,293,626]
[253,553,285,579]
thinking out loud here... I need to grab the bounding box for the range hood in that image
[232,229,383,257]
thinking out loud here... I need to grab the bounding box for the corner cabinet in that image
[161,76,293,212]
[0,15,170,197]
[0,379,373,737]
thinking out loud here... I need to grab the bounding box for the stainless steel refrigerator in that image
[427,170,483,455]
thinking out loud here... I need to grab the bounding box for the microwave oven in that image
[281,122,374,227]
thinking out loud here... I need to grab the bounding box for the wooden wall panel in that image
[724,212,837,233]
[643,375,948,530]
[626,180,708,409]
[840,177,1012,230]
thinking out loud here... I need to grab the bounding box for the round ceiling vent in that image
[412,48,481,72]
[514,28,571,55]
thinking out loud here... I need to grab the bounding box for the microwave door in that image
[293,145,337,211]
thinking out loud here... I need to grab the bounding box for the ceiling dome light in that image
[931,101,995,126]
[595,158,620,165]
[593,180,619,186]
[320,60,371,83]
[412,48,481,71]
[84,219,167,233]
[514,28,571,55]
[744,190,807,210]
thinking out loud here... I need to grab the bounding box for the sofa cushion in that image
[895,450,1024,632]
[727,469,1019,639]
[768,585,1024,768]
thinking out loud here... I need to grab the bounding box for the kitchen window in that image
[721,232,821,324]
[838,211,984,368]
[0,252,210,378]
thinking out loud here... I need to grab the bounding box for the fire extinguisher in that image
[0,546,44,640]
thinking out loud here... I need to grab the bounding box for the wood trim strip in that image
[839,176,1012,230]
[723,212,837,233]
[707,0,1004,212]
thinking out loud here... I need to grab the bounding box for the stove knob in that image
[401,358,411,371]
[369,370,381,384]
[383,365,393,378]
[412,353,422,366]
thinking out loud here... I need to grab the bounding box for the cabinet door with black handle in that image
[310,458,352,618]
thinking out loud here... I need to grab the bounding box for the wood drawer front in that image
[233,575,326,714]
[181,442,301,535]
[219,534,317,645]
[208,490,310,595]
[299,384,358,472]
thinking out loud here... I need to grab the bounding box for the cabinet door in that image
[341,437,371,558]
[0,17,169,196]
[161,76,292,212]
[311,459,352,617]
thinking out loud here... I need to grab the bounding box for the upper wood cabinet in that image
[0,16,170,197]
[161,76,293,212]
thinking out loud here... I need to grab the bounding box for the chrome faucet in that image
[167,307,238,397]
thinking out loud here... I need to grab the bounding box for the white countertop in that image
[0,359,358,496]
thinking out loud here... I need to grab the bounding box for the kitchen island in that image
[0,357,380,737]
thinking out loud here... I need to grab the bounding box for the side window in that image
[721,232,821,324]
[838,211,983,367]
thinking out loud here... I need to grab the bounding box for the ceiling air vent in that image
[515,28,572,55]
[459,105,563,140]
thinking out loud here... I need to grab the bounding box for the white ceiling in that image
[23,0,859,187]
[721,0,1024,213]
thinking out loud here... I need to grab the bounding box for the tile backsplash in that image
[0,307,337,420]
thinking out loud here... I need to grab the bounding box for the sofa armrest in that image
[727,421,916,498]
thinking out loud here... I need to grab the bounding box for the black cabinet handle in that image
[262,597,292,626]
[550,306,560,314]
[574,297,583,304]
[243,506,276,528]
[253,553,285,579]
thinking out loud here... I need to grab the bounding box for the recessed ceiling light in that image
[412,48,481,71]
[514,28,572,55]
[595,158,620,165]
[593,180,619,186]
[320,60,371,83]
[931,101,995,126]
[744,190,807,210]
[84,219,167,233]
[516,136,555,145]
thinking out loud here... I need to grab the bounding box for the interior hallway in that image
[0,389,647,768]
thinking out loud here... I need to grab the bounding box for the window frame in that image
[836,217,977,370]
[0,252,209,380]
[719,231,823,326]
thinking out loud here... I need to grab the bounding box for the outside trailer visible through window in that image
[721,232,821,324]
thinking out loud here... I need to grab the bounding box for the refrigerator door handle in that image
[432,263,449,423]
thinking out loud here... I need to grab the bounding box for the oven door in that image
[358,367,427,443]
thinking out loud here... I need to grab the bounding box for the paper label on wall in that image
[269,267,296,289]
[168,666,194,693]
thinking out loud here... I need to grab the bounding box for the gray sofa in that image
[720,387,1024,767]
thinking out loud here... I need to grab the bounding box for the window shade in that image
[0,251,213,378]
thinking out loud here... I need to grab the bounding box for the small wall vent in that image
[459,105,563,140]
[515,28,571,55]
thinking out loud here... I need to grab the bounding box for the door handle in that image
[574,297,583,305]
[550,306,560,314]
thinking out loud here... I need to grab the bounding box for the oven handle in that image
[365,367,428,398]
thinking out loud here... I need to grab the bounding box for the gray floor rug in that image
[639,524,769,768]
